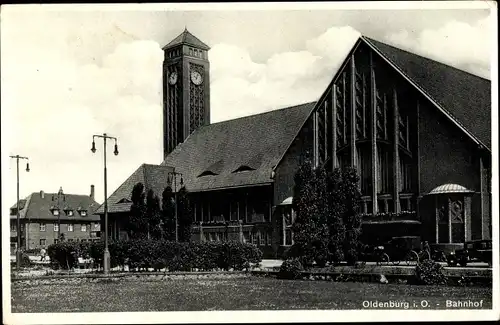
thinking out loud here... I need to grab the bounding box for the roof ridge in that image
[163,102,318,162]
[362,35,490,81]
[362,36,488,149]
[208,101,317,127]
[95,164,146,213]
[21,193,33,219]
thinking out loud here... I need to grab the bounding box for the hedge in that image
[47,240,262,271]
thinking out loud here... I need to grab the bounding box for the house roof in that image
[10,191,100,221]
[161,102,316,193]
[95,164,175,214]
[362,36,491,149]
[10,199,27,211]
[163,28,210,51]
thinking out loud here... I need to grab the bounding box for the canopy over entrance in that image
[427,183,473,195]
[279,196,293,206]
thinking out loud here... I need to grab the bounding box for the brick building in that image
[10,185,101,253]
[97,30,491,257]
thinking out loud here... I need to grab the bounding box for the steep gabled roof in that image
[10,199,27,211]
[95,164,174,214]
[362,36,491,149]
[10,191,100,221]
[161,102,316,192]
[162,28,210,51]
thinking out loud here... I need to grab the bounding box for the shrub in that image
[414,259,447,285]
[25,248,41,255]
[277,258,304,280]
[47,241,81,269]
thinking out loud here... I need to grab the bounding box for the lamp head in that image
[114,143,119,156]
[91,140,96,153]
[26,162,30,172]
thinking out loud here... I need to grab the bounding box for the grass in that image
[11,276,492,312]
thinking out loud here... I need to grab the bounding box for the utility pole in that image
[91,133,119,274]
[9,155,30,271]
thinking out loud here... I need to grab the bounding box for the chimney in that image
[90,185,95,200]
[40,190,45,199]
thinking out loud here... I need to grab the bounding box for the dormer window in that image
[53,209,60,216]
[80,210,87,217]
[66,210,74,217]
[232,165,256,173]
[117,198,132,204]
[198,170,218,177]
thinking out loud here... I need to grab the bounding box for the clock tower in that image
[162,28,211,157]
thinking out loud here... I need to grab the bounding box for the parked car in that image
[447,240,492,267]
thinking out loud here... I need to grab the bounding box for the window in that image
[357,145,372,195]
[198,170,218,177]
[40,223,46,232]
[40,239,46,246]
[398,155,412,193]
[80,210,87,216]
[67,210,74,217]
[376,145,391,194]
[81,224,87,232]
[11,223,16,232]
[68,224,74,232]
[53,209,59,216]
[266,231,271,246]
[93,223,100,231]
[232,166,255,173]
[54,224,59,232]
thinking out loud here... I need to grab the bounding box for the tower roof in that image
[162,28,210,51]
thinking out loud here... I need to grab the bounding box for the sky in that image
[1,2,496,216]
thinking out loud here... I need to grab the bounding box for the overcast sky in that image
[1,3,495,216]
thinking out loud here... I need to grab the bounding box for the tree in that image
[326,168,346,264]
[179,186,193,241]
[289,159,363,267]
[290,159,330,267]
[339,168,362,264]
[146,189,162,239]
[128,183,147,239]
[161,186,176,241]
[177,186,193,242]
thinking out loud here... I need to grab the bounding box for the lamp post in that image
[167,171,183,242]
[91,133,119,274]
[9,155,30,271]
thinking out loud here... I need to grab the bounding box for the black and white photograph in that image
[1,1,498,323]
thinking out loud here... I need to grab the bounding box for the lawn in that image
[11,275,492,312]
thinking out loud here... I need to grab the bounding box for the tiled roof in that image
[163,28,210,51]
[363,36,491,149]
[9,191,100,221]
[161,102,316,192]
[95,164,175,214]
[10,199,27,210]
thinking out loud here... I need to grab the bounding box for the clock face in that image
[168,71,178,85]
[190,71,203,85]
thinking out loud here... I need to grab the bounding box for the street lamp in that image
[91,133,119,274]
[9,155,30,271]
[167,171,183,242]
